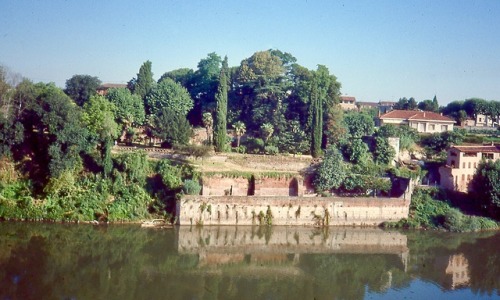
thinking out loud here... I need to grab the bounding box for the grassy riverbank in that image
[384,188,499,232]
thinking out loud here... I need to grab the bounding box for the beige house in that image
[378,110,455,133]
[339,96,357,110]
[462,114,497,127]
[439,144,500,192]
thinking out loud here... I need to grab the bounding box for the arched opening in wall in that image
[247,175,255,196]
[289,177,299,196]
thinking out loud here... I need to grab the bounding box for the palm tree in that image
[202,112,213,144]
[260,123,274,143]
[232,121,246,147]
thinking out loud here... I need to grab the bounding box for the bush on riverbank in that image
[384,188,498,232]
[0,152,196,222]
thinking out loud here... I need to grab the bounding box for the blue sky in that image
[1,0,499,104]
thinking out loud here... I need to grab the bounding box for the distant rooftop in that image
[98,83,128,89]
[452,144,500,153]
[379,110,454,122]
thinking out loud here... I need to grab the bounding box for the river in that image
[0,223,498,300]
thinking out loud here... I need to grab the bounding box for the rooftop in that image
[379,110,455,122]
[452,144,500,153]
[97,83,128,89]
[340,96,356,102]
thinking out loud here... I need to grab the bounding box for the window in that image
[441,125,448,131]
[474,162,477,168]
[468,162,471,168]
[429,124,435,131]
[462,174,465,181]
[463,162,466,168]
[483,153,494,160]
[467,174,471,180]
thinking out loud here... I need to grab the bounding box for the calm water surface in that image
[0,223,499,300]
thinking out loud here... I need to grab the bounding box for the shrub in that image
[232,145,246,154]
[264,145,279,155]
[244,137,265,154]
[183,179,201,195]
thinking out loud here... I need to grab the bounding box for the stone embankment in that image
[177,195,410,227]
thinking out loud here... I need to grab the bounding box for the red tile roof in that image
[340,96,356,102]
[379,110,455,122]
[452,145,500,153]
[98,83,128,89]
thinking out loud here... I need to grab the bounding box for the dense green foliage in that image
[373,136,396,165]
[394,97,418,110]
[151,108,192,148]
[385,188,498,231]
[132,60,155,100]
[145,78,194,117]
[343,111,374,139]
[471,160,500,219]
[442,98,500,126]
[105,87,145,131]
[63,74,101,106]
[420,129,465,156]
[314,147,346,192]
[376,124,419,151]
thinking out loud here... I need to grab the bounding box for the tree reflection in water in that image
[0,223,498,300]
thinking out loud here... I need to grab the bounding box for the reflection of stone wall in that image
[177,196,410,226]
[177,226,408,255]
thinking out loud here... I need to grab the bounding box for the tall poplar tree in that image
[213,56,228,152]
[310,79,323,158]
[134,60,154,100]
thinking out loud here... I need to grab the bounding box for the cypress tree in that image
[134,60,154,100]
[213,56,228,152]
[310,80,323,158]
[432,95,439,112]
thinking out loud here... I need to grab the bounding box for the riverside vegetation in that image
[0,52,499,229]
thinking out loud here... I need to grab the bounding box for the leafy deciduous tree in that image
[343,112,374,139]
[373,136,395,165]
[471,160,500,219]
[82,95,119,176]
[314,147,347,192]
[145,78,193,117]
[105,88,145,140]
[64,74,101,106]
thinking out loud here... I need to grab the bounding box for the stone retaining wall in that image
[177,196,410,226]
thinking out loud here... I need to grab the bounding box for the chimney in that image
[423,112,426,117]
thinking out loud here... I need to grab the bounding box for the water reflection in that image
[0,223,498,300]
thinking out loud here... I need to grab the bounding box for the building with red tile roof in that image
[378,110,455,133]
[96,83,128,96]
